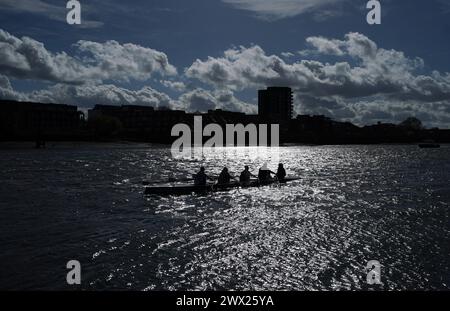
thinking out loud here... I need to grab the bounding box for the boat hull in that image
[144,178,300,196]
[418,144,440,148]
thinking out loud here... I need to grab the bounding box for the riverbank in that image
[1,141,448,150]
[0,141,165,150]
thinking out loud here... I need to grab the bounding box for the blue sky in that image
[1,0,450,127]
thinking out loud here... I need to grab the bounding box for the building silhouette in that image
[258,87,293,121]
[1,89,450,144]
[0,100,84,142]
[88,104,188,142]
[87,105,263,144]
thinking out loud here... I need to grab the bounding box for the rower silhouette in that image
[239,165,256,186]
[276,163,286,181]
[194,167,211,186]
[258,163,276,184]
[217,167,233,185]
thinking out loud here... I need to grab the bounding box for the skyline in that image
[1,0,450,128]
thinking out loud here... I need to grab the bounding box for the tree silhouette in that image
[399,117,423,130]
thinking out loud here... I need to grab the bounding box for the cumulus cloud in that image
[161,80,187,92]
[0,81,175,109]
[177,88,256,114]
[178,89,217,112]
[0,74,12,90]
[221,0,345,20]
[1,28,450,128]
[27,84,175,109]
[0,80,256,115]
[185,32,450,103]
[303,36,344,56]
[0,74,26,101]
[185,32,450,127]
[185,45,286,90]
[281,52,295,58]
[294,93,450,128]
[348,99,450,128]
[0,29,176,84]
[213,89,256,114]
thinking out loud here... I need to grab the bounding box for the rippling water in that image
[0,144,449,290]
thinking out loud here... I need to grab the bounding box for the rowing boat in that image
[144,177,301,196]
[418,143,440,148]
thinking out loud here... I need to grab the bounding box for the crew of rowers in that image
[193,163,286,186]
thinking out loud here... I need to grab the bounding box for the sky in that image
[0,0,450,128]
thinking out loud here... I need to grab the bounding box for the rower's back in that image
[218,170,231,184]
[258,169,271,183]
[240,170,250,183]
[194,168,207,186]
[277,164,286,181]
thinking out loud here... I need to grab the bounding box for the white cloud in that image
[75,40,178,81]
[185,32,450,127]
[2,28,450,128]
[0,29,177,84]
[304,36,344,56]
[0,80,175,109]
[177,88,256,113]
[0,80,256,115]
[186,45,289,90]
[221,0,346,20]
[0,74,26,101]
[178,89,217,112]
[185,33,448,103]
[27,84,175,109]
[281,52,295,58]
[0,74,12,90]
[161,80,187,92]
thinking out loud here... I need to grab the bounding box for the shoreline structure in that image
[1,87,449,145]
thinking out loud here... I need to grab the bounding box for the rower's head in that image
[200,166,205,172]
[244,165,249,171]
[278,163,284,168]
[222,167,228,172]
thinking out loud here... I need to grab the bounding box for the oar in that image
[142,175,221,185]
[142,177,193,185]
